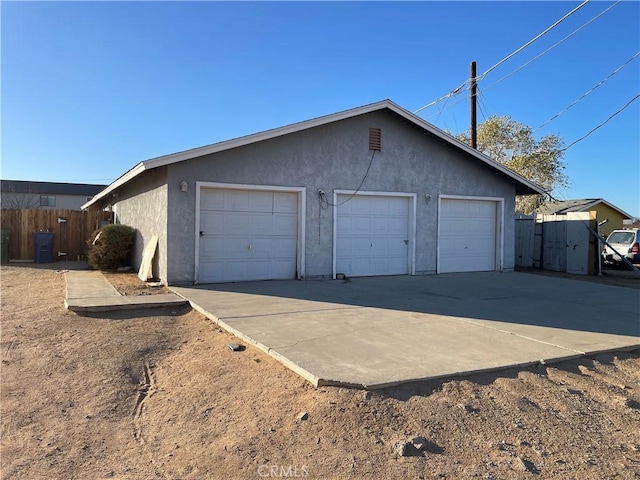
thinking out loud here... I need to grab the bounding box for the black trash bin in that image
[0,230,10,264]
[33,232,54,263]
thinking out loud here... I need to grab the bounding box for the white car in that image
[602,229,640,267]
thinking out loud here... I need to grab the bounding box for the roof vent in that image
[369,127,381,151]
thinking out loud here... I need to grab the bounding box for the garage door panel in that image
[200,237,225,259]
[370,197,389,214]
[336,237,351,257]
[350,258,371,276]
[387,256,408,272]
[271,259,296,277]
[247,191,273,212]
[224,213,252,235]
[200,212,224,232]
[201,190,225,210]
[274,214,298,234]
[225,261,251,282]
[389,216,409,232]
[201,237,254,260]
[226,191,251,211]
[337,216,352,234]
[199,187,298,283]
[471,201,495,216]
[246,238,272,258]
[371,239,388,254]
[336,194,410,277]
[470,220,495,236]
[372,217,389,233]
[352,237,373,253]
[273,192,298,213]
[352,216,372,234]
[198,261,224,283]
[273,237,298,257]
[388,239,409,255]
[388,197,409,214]
[371,258,389,274]
[351,197,373,214]
[251,215,273,235]
[439,198,498,273]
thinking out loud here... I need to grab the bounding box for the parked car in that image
[602,229,640,267]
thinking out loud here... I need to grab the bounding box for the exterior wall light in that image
[180,181,189,192]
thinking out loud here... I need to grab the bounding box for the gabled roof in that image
[2,179,107,196]
[83,99,545,209]
[537,198,633,219]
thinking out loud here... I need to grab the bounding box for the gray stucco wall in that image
[164,110,516,284]
[112,167,169,283]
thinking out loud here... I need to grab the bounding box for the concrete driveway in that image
[172,272,640,389]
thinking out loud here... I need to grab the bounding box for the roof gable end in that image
[83,100,545,209]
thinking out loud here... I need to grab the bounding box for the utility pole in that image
[470,61,477,149]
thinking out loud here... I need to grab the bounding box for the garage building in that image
[83,100,544,285]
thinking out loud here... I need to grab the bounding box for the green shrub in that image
[87,224,135,270]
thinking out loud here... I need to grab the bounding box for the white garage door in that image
[439,198,498,273]
[198,188,298,283]
[336,194,410,277]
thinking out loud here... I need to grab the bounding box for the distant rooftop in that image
[537,198,632,219]
[1,180,107,196]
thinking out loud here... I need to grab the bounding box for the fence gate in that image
[0,209,113,262]
[542,216,567,272]
[515,215,535,268]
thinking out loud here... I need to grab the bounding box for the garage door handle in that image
[248,244,253,251]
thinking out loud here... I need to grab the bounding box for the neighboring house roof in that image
[1,180,106,196]
[83,99,545,209]
[537,198,633,219]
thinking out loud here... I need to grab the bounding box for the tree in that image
[0,184,41,209]
[456,116,568,214]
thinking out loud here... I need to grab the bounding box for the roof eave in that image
[85,99,546,206]
[382,103,546,196]
[581,199,634,219]
[82,163,146,210]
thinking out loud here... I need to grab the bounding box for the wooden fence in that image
[515,212,598,275]
[1,209,113,262]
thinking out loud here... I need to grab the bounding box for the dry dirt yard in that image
[1,265,639,480]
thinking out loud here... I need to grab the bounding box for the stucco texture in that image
[162,110,516,284]
[112,167,168,283]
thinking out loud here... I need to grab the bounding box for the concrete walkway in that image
[172,272,640,389]
[65,270,187,312]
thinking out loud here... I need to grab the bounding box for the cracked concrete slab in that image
[171,272,640,389]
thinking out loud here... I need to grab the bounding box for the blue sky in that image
[2,1,639,216]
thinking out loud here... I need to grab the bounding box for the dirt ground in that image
[102,272,172,296]
[1,265,639,479]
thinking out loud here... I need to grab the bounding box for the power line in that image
[414,80,469,114]
[560,93,640,152]
[477,87,490,122]
[413,0,608,113]
[319,150,377,209]
[481,0,623,96]
[537,51,640,131]
[423,0,623,124]
[477,0,591,81]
